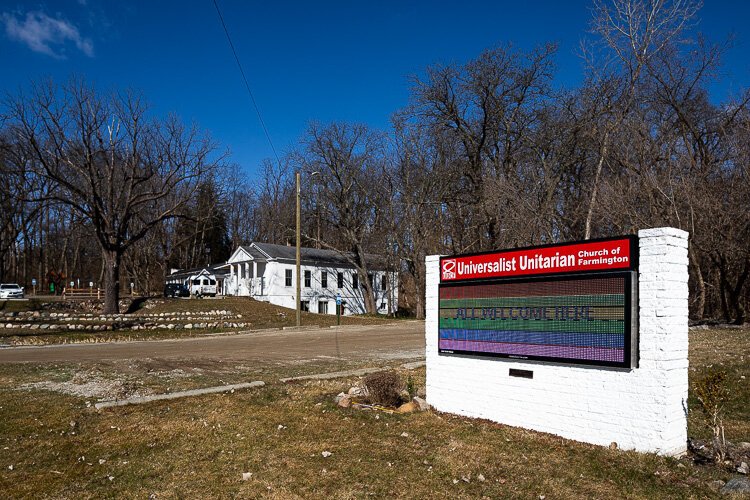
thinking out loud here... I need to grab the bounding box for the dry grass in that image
[136,297,391,328]
[0,298,48,313]
[0,328,747,498]
[688,327,750,440]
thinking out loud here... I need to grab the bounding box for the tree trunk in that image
[584,133,609,240]
[360,271,377,314]
[689,246,706,320]
[102,248,121,314]
[728,258,749,325]
[415,279,425,320]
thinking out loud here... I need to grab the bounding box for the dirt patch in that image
[21,369,152,401]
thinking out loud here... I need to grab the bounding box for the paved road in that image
[0,322,425,364]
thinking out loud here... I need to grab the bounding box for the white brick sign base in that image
[425,227,689,455]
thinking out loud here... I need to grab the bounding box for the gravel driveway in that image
[0,321,425,364]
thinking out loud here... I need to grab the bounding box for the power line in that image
[211,0,281,166]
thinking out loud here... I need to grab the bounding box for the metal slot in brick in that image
[509,368,533,379]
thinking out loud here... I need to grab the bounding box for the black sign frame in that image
[438,270,638,369]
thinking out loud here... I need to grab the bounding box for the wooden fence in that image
[62,288,102,300]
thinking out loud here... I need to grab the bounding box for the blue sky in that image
[2,1,749,177]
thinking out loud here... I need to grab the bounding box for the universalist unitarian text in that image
[456,250,628,275]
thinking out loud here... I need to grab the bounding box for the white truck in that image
[186,273,217,297]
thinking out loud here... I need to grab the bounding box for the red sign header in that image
[440,236,636,282]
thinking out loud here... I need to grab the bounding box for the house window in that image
[304,270,311,288]
[192,279,200,285]
[352,274,358,289]
[301,300,310,312]
[318,301,328,314]
[380,302,386,310]
[285,269,292,287]
[337,272,343,289]
[321,271,327,289]
[368,273,374,289]
[381,274,387,291]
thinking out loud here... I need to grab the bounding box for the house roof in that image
[167,263,229,280]
[239,245,269,260]
[251,242,391,270]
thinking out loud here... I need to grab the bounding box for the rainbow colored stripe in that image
[438,276,627,364]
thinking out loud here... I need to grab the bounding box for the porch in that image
[226,261,267,298]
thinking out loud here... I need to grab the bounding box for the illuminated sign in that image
[440,236,636,282]
[438,237,638,368]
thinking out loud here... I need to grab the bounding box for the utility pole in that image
[296,171,301,327]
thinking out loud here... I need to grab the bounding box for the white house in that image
[165,265,229,296]
[222,242,398,315]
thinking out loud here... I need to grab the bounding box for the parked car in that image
[0,283,24,299]
[163,283,190,298]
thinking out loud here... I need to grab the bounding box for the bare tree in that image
[409,43,556,250]
[250,158,295,245]
[300,122,387,314]
[584,0,702,238]
[387,116,452,318]
[223,164,256,248]
[5,79,223,313]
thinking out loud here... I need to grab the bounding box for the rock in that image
[321,451,332,458]
[739,462,749,475]
[400,432,409,437]
[241,472,252,481]
[397,402,417,413]
[477,473,486,482]
[709,480,726,492]
[348,386,363,396]
[337,396,351,408]
[412,397,430,411]
[184,324,193,330]
[334,392,347,403]
[721,477,750,496]
[739,442,750,451]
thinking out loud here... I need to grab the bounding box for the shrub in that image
[363,370,403,407]
[693,368,730,463]
[406,374,416,398]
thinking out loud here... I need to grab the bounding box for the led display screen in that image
[438,272,636,368]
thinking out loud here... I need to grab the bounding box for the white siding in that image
[263,262,398,315]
